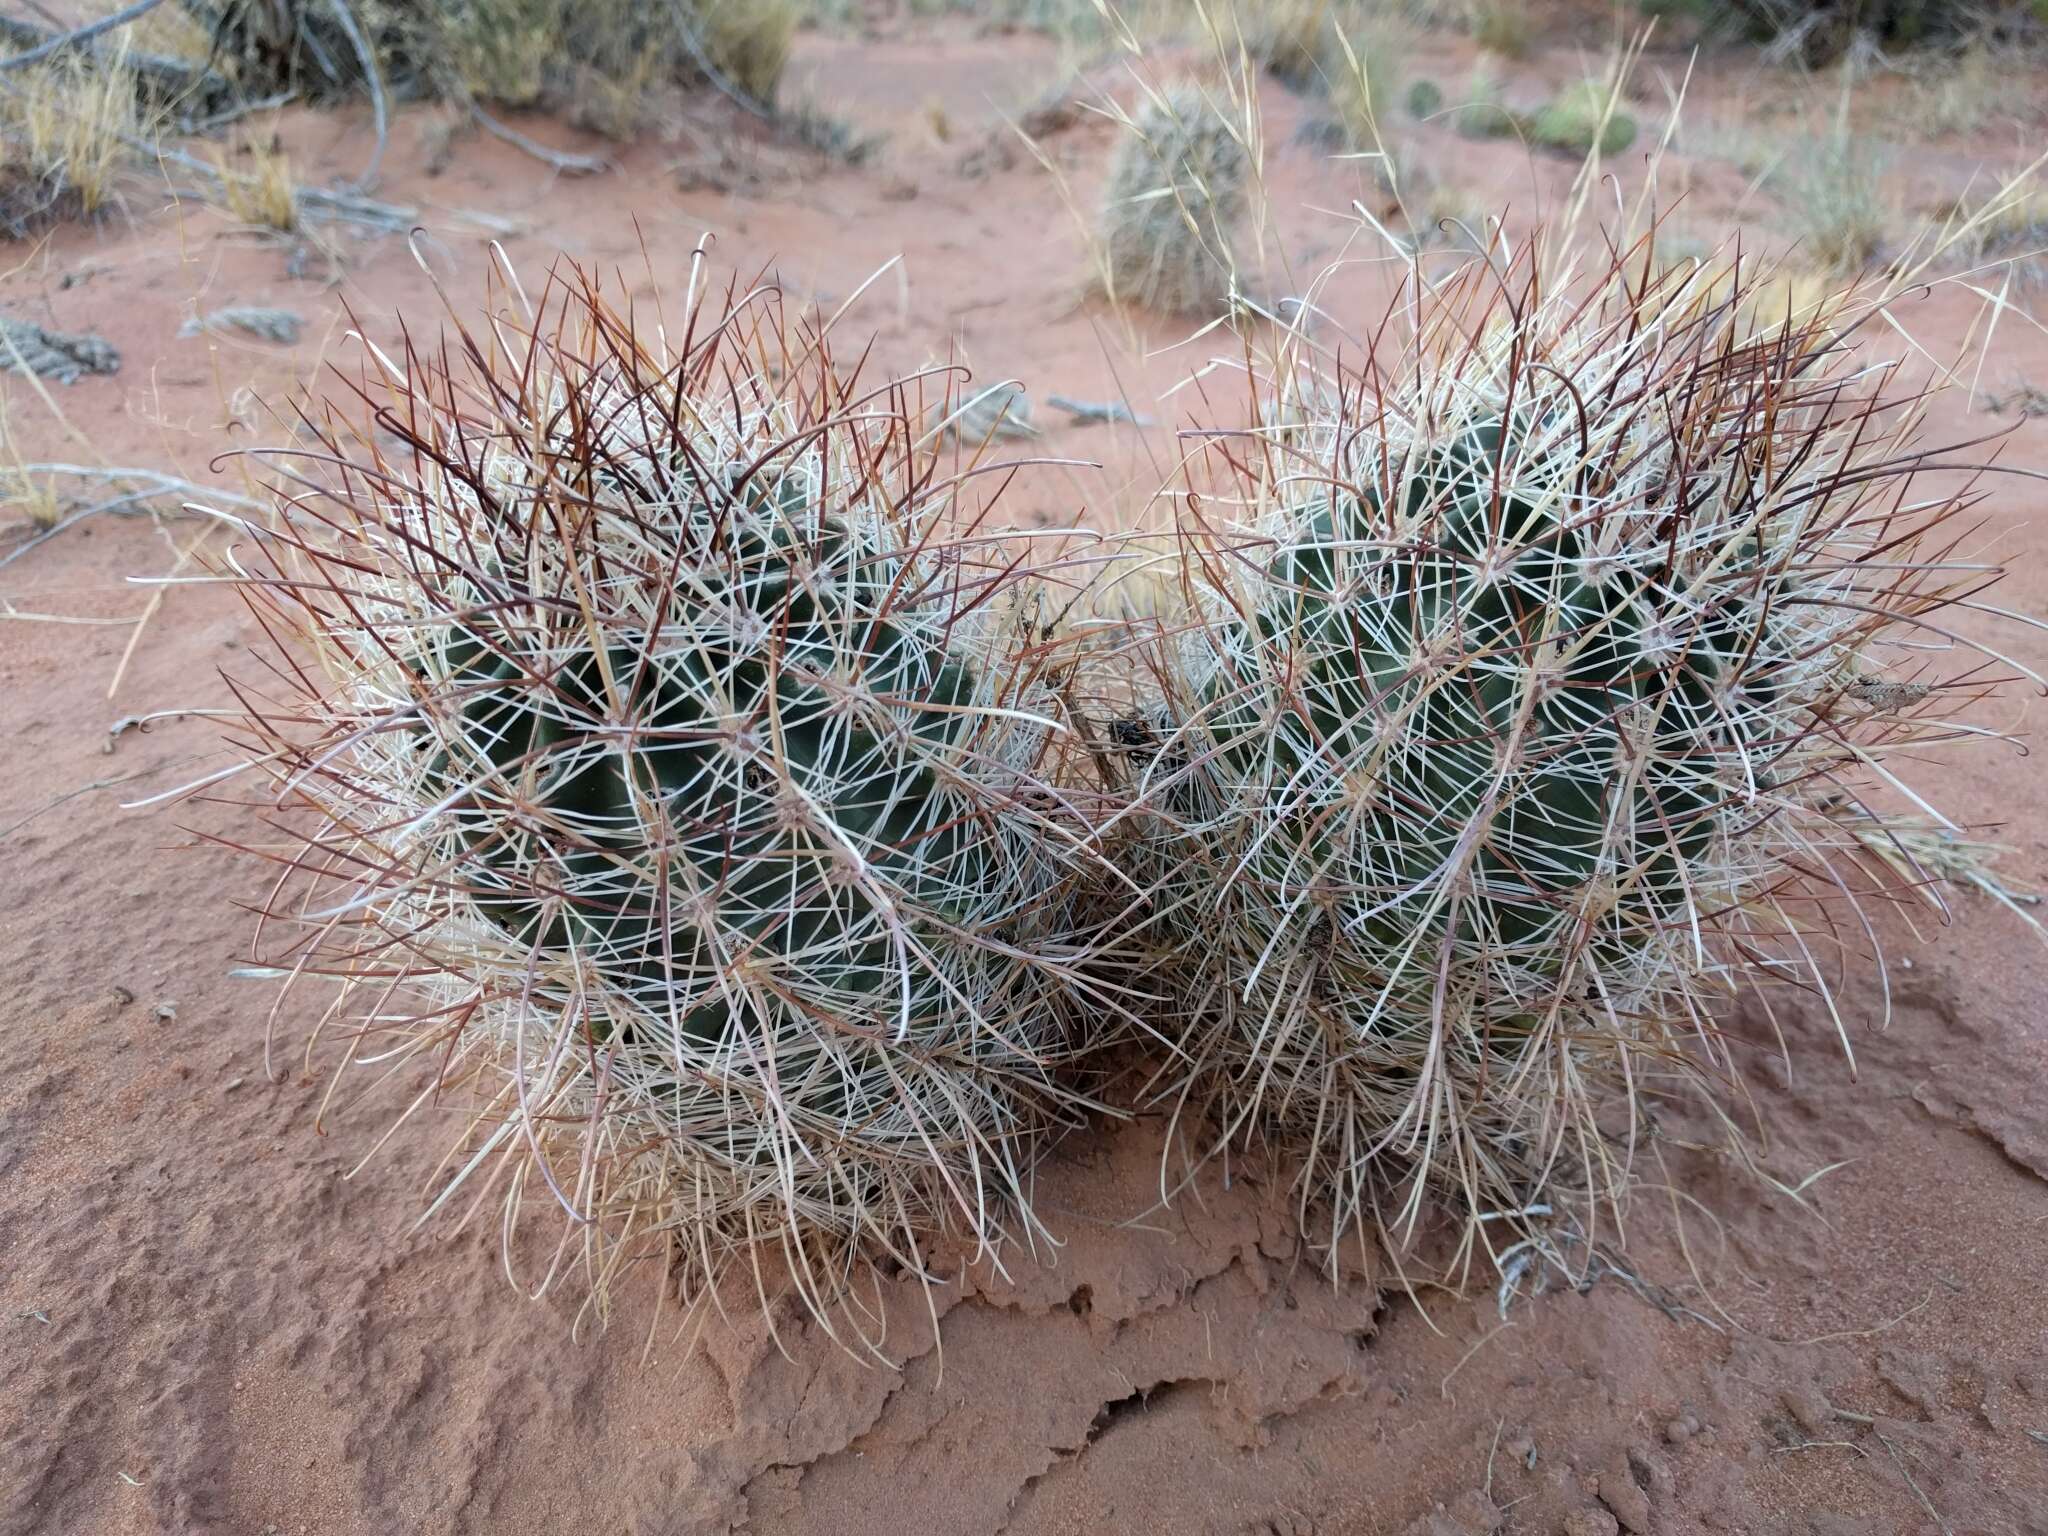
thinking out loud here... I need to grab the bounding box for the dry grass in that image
[1325,13,1410,155]
[0,401,63,535]
[1948,171,2048,289]
[1781,123,1890,273]
[1243,0,1334,91]
[441,0,558,107]
[177,0,797,134]
[1676,100,1786,180]
[441,0,794,118]
[697,0,798,104]
[213,135,298,232]
[0,466,61,533]
[1909,41,2040,136]
[1470,1,1533,59]
[562,54,660,139]
[0,50,141,236]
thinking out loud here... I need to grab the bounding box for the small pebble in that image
[1664,1413,1699,1445]
[1782,1385,1833,1435]
[224,1077,245,1093]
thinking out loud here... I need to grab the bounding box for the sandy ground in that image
[4,17,2048,1536]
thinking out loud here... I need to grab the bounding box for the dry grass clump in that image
[0,51,140,236]
[1244,0,1334,91]
[1324,17,1409,154]
[212,136,298,231]
[1781,124,1890,273]
[1470,1,1533,58]
[218,260,1122,1328]
[0,414,61,531]
[186,0,797,132]
[1714,0,2041,65]
[698,0,798,104]
[1953,172,2048,289]
[1114,233,2026,1276]
[1910,40,2041,136]
[1097,81,1249,317]
[437,0,558,107]
[1675,101,1785,180]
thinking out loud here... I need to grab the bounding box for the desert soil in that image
[4,16,2048,1536]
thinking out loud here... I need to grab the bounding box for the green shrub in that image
[1529,79,1638,157]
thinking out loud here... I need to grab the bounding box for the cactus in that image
[1131,239,2027,1274]
[1098,81,1248,317]
[1528,79,1636,157]
[226,261,1113,1321]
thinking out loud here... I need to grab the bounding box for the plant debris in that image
[1047,393,1153,426]
[178,307,304,344]
[0,317,120,383]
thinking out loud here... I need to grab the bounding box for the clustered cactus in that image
[1123,239,2016,1273]
[220,232,2025,1322]
[227,262,1115,1321]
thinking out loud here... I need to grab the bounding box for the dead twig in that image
[470,105,609,176]
[1875,1430,1954,1536]
[0,491,163,568]
[0,13,229,106]
[1047,393,1155,426]
[6,463,261,510]
[181,89,296,135]
[133,141,418,232]
[667,0,771,119]
[0,755,216,843]
[320,0,386,190]
[0,0,166,71]
[1,464,255,567]
[1772,1438,1868,1457]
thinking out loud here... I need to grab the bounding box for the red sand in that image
[4,20,2047,1536]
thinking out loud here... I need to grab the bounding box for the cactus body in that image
[1099,82,1248,316]
[231,270,1109,1312]
[1137,245,2016,1268]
